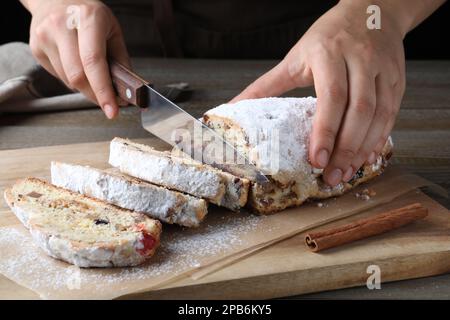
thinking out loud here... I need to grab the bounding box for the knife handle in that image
[109,60,151,108]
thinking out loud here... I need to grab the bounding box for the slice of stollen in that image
[4,178,162,268]
[51,161,208,227]
[109,138,250,211]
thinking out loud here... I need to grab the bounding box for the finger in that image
[29,27,66,83]
[375,113,395,154]
[33,53,59,79]
[374,113,396,155]
[56,29,97,103]
[323,59,376,186]
[41,44,69,85]
[78,16,118,119]
[231,59,312,102]
[350,74,394,171]
[106,22,131,107]
[374,75,405,154]
[309,53,348,169]
[29,40,58,79]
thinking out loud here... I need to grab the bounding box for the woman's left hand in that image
[232,0,407,186]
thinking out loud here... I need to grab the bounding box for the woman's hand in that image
[233,0,420,186]
[22,0,129,119]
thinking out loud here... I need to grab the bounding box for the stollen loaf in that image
[203,97,393,214]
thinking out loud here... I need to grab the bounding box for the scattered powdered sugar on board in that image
[163,215,262,258]
[0,228,75,291]
[0,212,264,299]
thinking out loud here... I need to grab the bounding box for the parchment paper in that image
[0,167,433,299]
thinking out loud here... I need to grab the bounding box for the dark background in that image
[1,1,450,59]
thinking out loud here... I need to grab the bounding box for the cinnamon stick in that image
[305,203,428,253]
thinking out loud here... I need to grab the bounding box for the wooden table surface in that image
[0,58,449,299]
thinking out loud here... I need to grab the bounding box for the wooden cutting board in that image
[0,141,449,299]
[138,189,450,299]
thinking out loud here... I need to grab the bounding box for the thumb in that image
[231,59,312,103]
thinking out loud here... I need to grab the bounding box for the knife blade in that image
[109,61,270,186]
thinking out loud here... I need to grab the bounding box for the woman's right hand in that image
[21,0,130,119]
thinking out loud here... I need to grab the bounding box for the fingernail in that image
[367,152,376,164]
[316,149,329,168]
[104,104,115,119]
[327,168,343,186]
[343,167,354,182]
[375,141,384,153]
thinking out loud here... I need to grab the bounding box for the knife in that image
[108,61,270,186]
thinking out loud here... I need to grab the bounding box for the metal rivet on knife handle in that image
[126,88,132,99]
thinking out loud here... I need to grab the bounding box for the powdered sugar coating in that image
[51,162,207,227]
[109,138,225,201]
[205,97,317,185]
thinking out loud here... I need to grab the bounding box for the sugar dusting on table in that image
[0,213,263,299]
